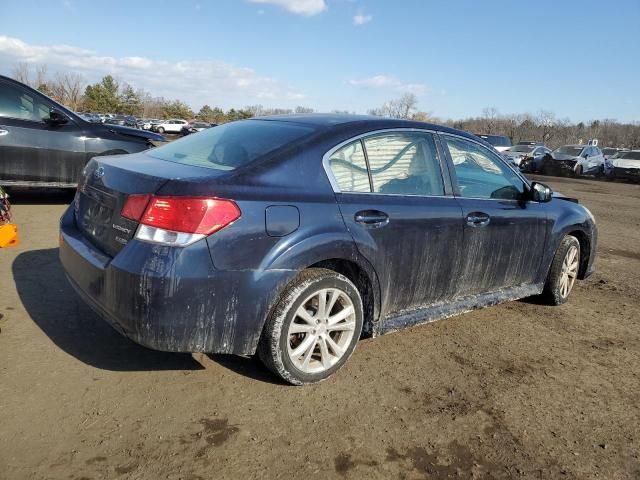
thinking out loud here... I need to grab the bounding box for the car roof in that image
[251,113,483,143]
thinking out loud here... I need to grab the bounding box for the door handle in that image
[466,212,490,227]
[0,129,8,136]
[354,210,389,228]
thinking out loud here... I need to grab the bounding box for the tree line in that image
[11,63,640,148]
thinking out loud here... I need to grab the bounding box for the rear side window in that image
[328,140,370,192]
[364,133,444,196]
[148,120,315,170]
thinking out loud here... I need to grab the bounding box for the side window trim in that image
[438,132,531,201]
[322,128,453,197]
[359,138,375,192]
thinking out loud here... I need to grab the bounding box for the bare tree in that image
[537,109,556,143]
[34,65,48,90]
[481,107,500,134]
[13,63,31,86]
[369,93,418,119]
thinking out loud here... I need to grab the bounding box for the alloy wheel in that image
[286,288,357,374]
[559,245,579,298]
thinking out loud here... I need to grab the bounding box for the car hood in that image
[99,123,166,142]
[551,153,579,161]
[611,159,640,169]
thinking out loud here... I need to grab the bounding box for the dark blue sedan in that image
[59,115,597,385]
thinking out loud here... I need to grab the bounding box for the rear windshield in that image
[147,120,315,170]
[554,146,583,156]
[509,145,534,153]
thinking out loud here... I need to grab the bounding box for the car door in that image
[592,147,604,167]
[0,78,86,185]
[325,129,464,317]
[439,133,548,296]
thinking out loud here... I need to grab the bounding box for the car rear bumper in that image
[59,206,295,355]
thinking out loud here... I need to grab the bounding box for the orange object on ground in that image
[0,223,19,247]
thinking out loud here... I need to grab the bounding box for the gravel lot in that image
[1,175,639,479]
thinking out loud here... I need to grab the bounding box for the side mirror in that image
[48,108,69,125]
[531,182,552,203]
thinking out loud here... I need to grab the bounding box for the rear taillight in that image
[121,195,240,246]
[121,194,151,221]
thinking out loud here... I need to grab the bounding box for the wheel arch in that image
[567,228,591,279]
[259,234,382,338]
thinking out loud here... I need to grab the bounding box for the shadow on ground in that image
[207,354,282,385]
[12,248,204,372]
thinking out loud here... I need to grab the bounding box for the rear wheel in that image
[258,268,363,385]
[541,235,580,305]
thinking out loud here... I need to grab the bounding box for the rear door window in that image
[363,132,445,196]
[147,119,315,170]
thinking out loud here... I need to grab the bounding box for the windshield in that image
[147,120,316,170]
[508,145,534,153]
[554,146,583,156]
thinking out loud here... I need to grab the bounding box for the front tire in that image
[541,235,580,305]
[258,268,364,385]
[157,127,165,134]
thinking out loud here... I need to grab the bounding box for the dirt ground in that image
[1,175,639,480]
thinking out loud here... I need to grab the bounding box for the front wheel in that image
[157,127,165,134]
[541,235,580,305]
[258,268,363,385]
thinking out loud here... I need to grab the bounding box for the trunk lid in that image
[74,152,224,257]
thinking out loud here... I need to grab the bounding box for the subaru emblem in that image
[93,166,105,179]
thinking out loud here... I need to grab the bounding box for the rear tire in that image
[541,235,580,305]
[258,268,363,385]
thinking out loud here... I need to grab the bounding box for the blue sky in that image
[0,0,639,121]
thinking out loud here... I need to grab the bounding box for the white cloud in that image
[348,75,430,96]
[353,12,372,26]
[249,0,327,16]
[0,36,305,108]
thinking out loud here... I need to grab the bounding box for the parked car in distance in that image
[104,115,138,129]
[181,122,215,136]
[78,112,102,123]
[59,114,597,384]
[601,147,628,160]
[140,119,160,130]
[473,133,512,152]
[541,145,605,176]
[0,75,165,188]
[604,150,640,181]
[503,143,551,171]
[152,119,188,134]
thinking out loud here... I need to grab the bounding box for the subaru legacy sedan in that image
[59,115,597,385]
